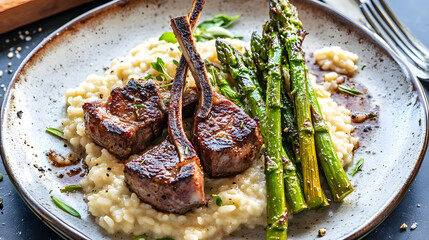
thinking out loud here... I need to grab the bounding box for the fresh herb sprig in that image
[211,194,223,206]
[348,158,364,176]
[51,196,81,218]
[159,14,242,44]
[337,85,362,96]
[151,57,173,80]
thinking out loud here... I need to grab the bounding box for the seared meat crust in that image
[194,93,263,177]
[83,80,165,159]
[124,139,205,214]
[83,79,197,159]
[171,16,264,178]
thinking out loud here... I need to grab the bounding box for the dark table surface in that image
[0,0,428,239]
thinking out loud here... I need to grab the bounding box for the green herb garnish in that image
[348,158,364,176]
[159,32,178,43]
[361,64,366,70]
[51,196,81,218]
[163,99,170,104]
[156,75,168,82]
[194,14,242,42]
[46,127,65,139]
[173,59,179,66]
[338,85,363,96]
[60,185,82,192]
[140,159,146,165]
[151,57,173,80]
[240,121,244,128]
[185,147,188,155]
[159,82,173,88]
[144,74,153,80]
[135,105,146,109]
[132,234,148,240]
[211,194,223,206]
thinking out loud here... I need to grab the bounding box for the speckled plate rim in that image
[1,0,428,239]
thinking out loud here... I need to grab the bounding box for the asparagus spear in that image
[216,39,267,131]
[270,0,323,208]
[307,78,354,202]
[205,62,246,110]
[250,32,268,91]
[263,22,287,240]
[216,39,307,215]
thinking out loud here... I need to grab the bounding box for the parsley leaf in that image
[195,14,242,42]
[159,32,178,43]
[151,57,173,80]
[211,194,223,206]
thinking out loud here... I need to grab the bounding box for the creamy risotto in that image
[62,39,358,239]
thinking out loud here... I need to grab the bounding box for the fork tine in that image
[362,1,429,71]
[379,0,429,58]
[371,0,429,62]
[361,2,429,79]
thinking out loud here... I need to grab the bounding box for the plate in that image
[1,0,428,239]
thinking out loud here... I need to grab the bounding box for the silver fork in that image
[357,0,429,80]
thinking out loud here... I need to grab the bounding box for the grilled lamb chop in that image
[171,16,263,177]
[124,0,206,214]
[83,79,197,159]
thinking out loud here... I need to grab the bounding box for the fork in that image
[356,0,429,80]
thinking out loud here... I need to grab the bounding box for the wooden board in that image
[0,0,94,34]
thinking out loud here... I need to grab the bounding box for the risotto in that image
[62,38,358,239]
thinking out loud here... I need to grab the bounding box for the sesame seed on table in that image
[0,0,428,239]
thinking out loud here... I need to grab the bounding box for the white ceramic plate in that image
[1,0,428,239]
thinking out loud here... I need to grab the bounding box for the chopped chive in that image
[240,121,244,128]
[211,194,223,206]
[348,158,364,176]
[163,99,170,104]
[290,89,297,95]
[132,234,148,240]
[49,190,53,194]
[338,85,363,96]
[178,46,181,52]
[135,105,146,109]
[185,147,188,155]
[51,196,81,218]
[46,127,65,139]
[361,64,366,70]
[60,185,82,192]
[140,159,146,165]
[173,59,179,66]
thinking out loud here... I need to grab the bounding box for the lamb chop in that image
[83,75,197,159]
[124,0,206,214]
[171,16,263,177]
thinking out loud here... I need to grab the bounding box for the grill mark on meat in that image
[172,16,263,177]
[83,79,197,159]
[124,0,206,214]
